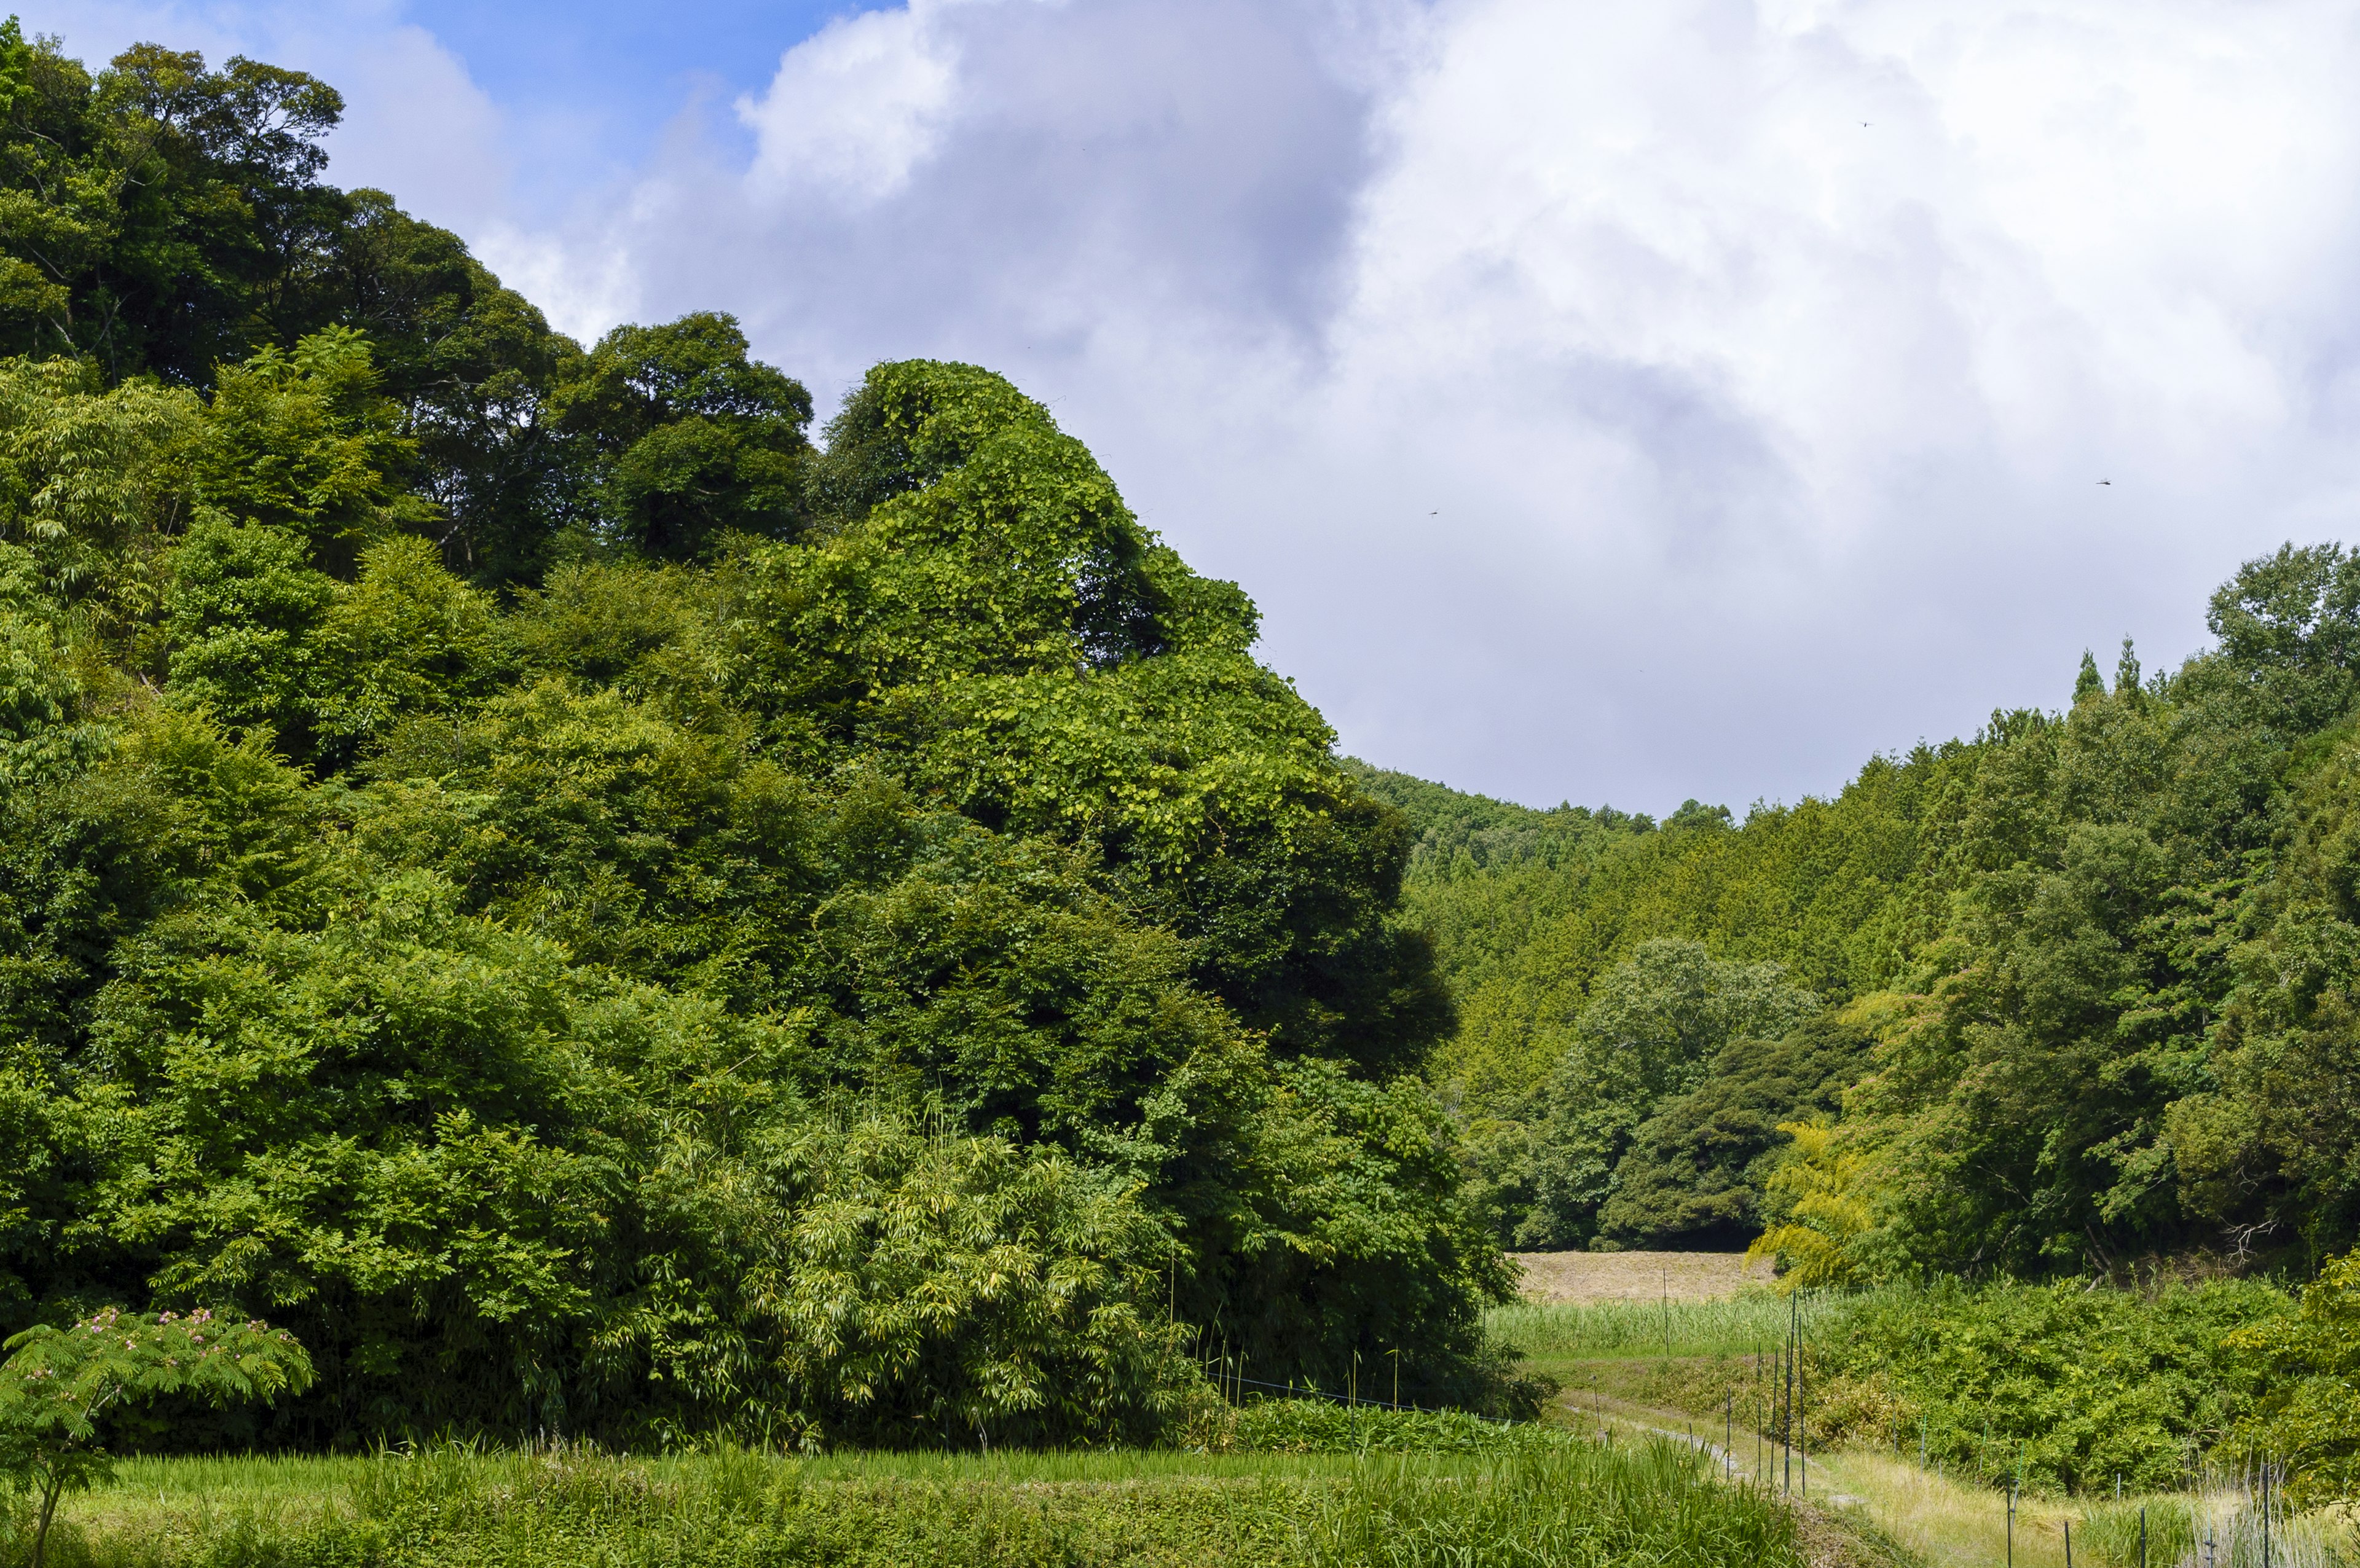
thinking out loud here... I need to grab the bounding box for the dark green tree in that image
[1596,1016,1869,1248]
[0,28,347,380]
[324,192,584,585]
[556,312,811,560]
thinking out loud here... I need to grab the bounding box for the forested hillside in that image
[12,11,2360,1489]
[1370,579,2360,1284]
[0,25,1519,1449]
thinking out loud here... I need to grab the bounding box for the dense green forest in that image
[0,23,1515,1449]
[1363,565,2360,1282]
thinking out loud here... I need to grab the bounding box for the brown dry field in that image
[1509,1249,1774,1303]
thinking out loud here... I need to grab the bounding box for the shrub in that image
[2225,1245,2360,1501]
[1810,1280,2290,1494]
[0,1307,312,1567]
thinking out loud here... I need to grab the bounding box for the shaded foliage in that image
[1598,1016,1870,1249]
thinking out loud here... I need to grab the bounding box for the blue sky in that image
[28,1,2360,816]
[393,1,860,204]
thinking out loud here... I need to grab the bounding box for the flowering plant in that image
[0,1308,313,1567]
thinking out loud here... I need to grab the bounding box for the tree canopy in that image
[0,24,1522,1449]
[1388,544,2360,1278]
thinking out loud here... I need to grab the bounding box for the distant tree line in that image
[1372,551,2360,1280]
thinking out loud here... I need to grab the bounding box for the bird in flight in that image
[2098,480,2111,485]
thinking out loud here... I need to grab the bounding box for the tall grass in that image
[1485,1288,1845,1360]
[26,1434,1809,1568]
[2075,1476,2353,1568]
[1197,1399,1552,1455]
[1298,1439,1804,1568]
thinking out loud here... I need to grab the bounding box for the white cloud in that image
[301,20,511,229]
[42,0,2360,812]
[735,2,969,203]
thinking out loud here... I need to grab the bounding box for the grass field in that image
[1485,1286,1837,1366]
[22,1424,1811,1568]
[1510,1250,1776,1304]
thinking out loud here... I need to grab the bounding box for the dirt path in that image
[1562,1384,2058,1567]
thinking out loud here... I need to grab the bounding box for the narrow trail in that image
[1559,1387,1855,1505]
[1557,1386,2055,1567]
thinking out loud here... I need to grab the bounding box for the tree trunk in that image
[31,1465,65,1568]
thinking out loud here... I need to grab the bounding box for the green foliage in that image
[2072,1497,2198,1568]
[1419,747,1951,1150]
[157,516,334,740]
[327,192,583,585]
[0,358,195,620]
[2224,1246,2360,1501]
[741,359,1450,1075]
[0,24,792,591]
[1482,1290,1837,1363]
[1599,1016,1869,1248]
[1342,761,1643,879]
[1829,553,2360,1274]
[1745,1117,1875,1287]
[1297,1440,1803,1568]
[2076,649,2107,705]
[1202,1399,1560,1454]
[0,1306,310,1565]
[554,312,812,560]
[9,1441,1812,1568]
[1471,938,1820,1249]
[0,548,110,785]
[1391,540,2360,1269]
[1811,1280,2291,1495]
[0,28,345,380]
[623,1119,1195,1450]
[190,327,432,560]
[0,26,1511,1443]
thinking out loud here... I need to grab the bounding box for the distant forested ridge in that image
[1365,565,2360,1281]
[0,25,1516,1449]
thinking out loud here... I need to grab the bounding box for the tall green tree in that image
[555,312,811,560]
[745,359,1451,1074]
[0,27,345,380]
[1476,939,1819,1249]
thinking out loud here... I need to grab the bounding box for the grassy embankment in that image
[22,1417,1803,1568]
[1490,1288,2353,1567]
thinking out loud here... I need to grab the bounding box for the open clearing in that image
[1512,1249,1774,1303]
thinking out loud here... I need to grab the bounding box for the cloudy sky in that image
[34,1,2360,814]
